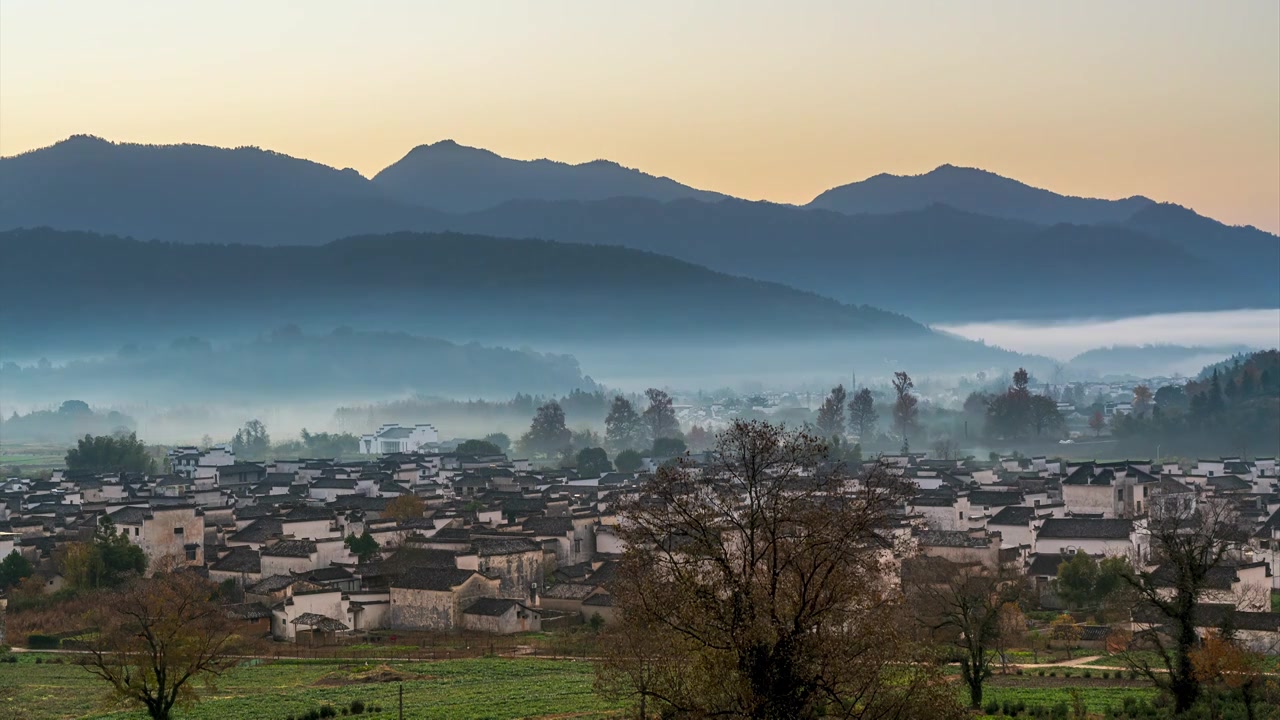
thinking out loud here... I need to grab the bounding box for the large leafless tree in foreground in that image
[1117,498,1251,715]
[83,568,239,720]
[600,420,962,720]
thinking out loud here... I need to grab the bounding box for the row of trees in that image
[1111,351,1280,456]
[813,371,919,443]
[962,368,1066,441]
[517,389,687,467]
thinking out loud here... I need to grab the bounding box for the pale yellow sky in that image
[2,0,1277,231]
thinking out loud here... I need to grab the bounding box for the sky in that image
[2,0,1278,232]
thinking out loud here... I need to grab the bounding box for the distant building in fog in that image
[359,423,440,454]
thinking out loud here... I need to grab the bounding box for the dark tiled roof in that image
[300,566,354,582]
[392,568,482,591]
[1207,475,1251,492]
[247,574,299,593]
[108,506,151,525]
[291,612,348,631]
[262,539,317,558]
[1037,518,1132,540]
[583,593,614,607]
[989,506,1037,526]
[542,582,595,600]
[917,530,991,549]
[523,516,574,536]
[474,537,541,556]
[1027,553,1070,577]
[228,518,283,544]
[312,478,357,489]
[283,506,334,522]
[209,546,261,573]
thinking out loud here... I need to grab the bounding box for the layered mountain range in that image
[4,135,1275,323]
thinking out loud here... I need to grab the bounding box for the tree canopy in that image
[603,420,960,719]
[66,432,156,474]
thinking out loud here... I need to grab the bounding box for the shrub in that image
[1083,670,1092,678]
[1049,671,1057,677]
[1052,701,1069,720]
[27,634,60,649]
[349,700,365,714]
[1038,669,1045,676]
[319,705,336,718]
[986,700,1000,715]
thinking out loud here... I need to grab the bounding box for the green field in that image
[977,676,1158,718]
[0,655,621,720]
[0,652,1171,720]
[0,443,67,471]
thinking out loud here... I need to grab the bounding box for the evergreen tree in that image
[814,384,847,438]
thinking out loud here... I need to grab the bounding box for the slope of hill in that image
[441,199,1273,321]
[0,228,1040,384]
[0,328,592,408]
[372,139,725,211]
[1121,202,1279,265]
[808,164,1154,225]
[0,135,441,244]
[1067,344,1255,379]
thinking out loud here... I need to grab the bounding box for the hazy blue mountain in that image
[1067,344,1256,379]
[4,137,1274,323]
[0,327,592,408]
[372,139,726,211]
[441,199,1274,321]
[808,164,1155,225]
[0,228,1041,386]
[1121,202,1279,265]
[0,135,440,244]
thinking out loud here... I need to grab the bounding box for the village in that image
[2,416,1279,658]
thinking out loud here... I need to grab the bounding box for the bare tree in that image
[606,420,962,720]
[907,556,1022,710]
[1117,499,1251,714]
[594,618,693,720]
[83,568,240,720]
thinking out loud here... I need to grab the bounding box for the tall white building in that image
[359,424,439,454]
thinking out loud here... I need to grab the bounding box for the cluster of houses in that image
[903,453,1280,650]
[0,439,637,643]
[2,436,1279,649]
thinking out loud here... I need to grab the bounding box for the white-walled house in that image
[360,424,440,455]
[107,504,205,570]
[1033,517,1142,558]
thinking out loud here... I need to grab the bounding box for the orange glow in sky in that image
[2,0,1277,232]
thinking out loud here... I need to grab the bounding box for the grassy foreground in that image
[0,655,620,720]
[0,652,1170,720]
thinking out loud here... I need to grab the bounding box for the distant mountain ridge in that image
[1066,344,1258,379]
[0,135,440,244]
[808,164,1156,225]
[2,135,1276,322]
[372,139,726,211]
[0,228,1041,384]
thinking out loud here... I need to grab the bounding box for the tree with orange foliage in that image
[1191,629,1274,720]
[383,493,426,522]
[1049,613,1082,659]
